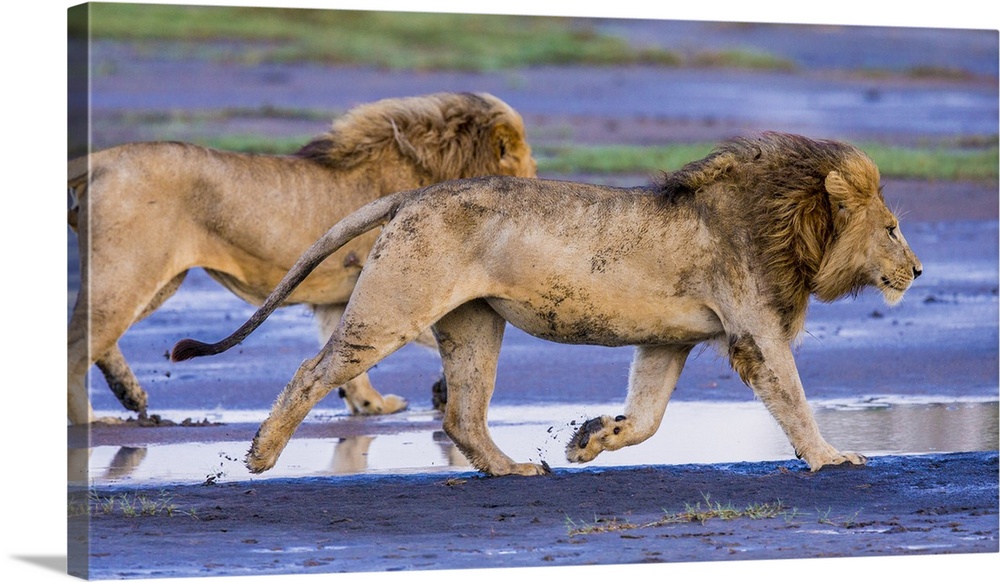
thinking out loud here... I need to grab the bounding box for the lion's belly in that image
[485,295,723,347]
[202,236,373,307]
[204,260,361,307]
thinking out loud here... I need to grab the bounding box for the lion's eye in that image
[887,226,898,240]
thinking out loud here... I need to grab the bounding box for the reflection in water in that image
[329,436,376,475]
[77,399,998,486]
[328,431,471,475]
[815,401,999,455]
[70,446,149,487]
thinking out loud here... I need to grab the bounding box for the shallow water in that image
[74,397,998,487]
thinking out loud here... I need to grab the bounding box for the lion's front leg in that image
[728,334,866,471]
[567,345,692,463]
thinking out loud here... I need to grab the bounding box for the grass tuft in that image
[69,490,198,519]
[566,493,791,536]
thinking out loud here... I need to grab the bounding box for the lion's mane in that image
[294,92,525,183]
[658,131,885,337]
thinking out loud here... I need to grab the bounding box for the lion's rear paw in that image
[245,448,276,474]
[245,430,283,474]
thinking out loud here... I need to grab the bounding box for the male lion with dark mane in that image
[173,132,922,476]
[67,92,536,425]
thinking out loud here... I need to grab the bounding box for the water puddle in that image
[74,397,998,487]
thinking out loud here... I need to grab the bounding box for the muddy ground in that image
[46,14,1000,582]
[70,453,997,578]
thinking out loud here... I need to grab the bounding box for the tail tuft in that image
[171,338,220,362]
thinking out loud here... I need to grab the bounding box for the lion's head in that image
[661,132,922,335]
[295,92,536,181]
[814,167,923,306]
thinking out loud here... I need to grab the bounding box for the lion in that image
[172,132,922,476]
[67,92,537,425]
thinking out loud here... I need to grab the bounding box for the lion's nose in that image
[913,266,923,279]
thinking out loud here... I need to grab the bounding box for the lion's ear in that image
[824,170,855,212]
[492,123,518,161]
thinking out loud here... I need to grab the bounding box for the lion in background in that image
[67,92,537,425]
[172,132,922,476]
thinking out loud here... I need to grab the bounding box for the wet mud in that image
[71,452,997,579]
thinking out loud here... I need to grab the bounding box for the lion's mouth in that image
[878,275,909,306]
[880,275,909,292]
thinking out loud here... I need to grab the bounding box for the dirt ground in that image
[71,452,997,579]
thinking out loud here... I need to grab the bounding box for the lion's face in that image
[860,203,923,305]
[816,170,923,306]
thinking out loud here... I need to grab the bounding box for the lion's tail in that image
[170,190,411,363]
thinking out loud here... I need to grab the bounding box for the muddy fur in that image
[173,132,921,476]
[66,92,536,425]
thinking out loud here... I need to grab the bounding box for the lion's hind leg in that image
[68,299,98,425]
[566,344,692,464]
[69,191,191,424]
[246,310,429,474]
[435,300,549,477]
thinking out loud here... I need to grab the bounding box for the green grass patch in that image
[536,142,998,181]
[859,143,999,181]
[691,49,796,71]
[198,135,317,155]
[75,4,681,70]
[73,4,798,72]
[536,143,717,175]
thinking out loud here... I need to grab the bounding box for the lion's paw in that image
[378,394,409,415]
[340,388,408,416]
[802,446,867,472]
[497,461,551,477]
[565,414,627,463]
[245,430,282,474]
